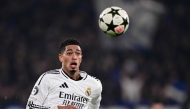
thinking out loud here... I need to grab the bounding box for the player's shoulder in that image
[40,69,61,78]
[81,71,102,87]
[36,69,61,85]
[87,74,102,91]
[87,74,101,83]
[45,69,60,74]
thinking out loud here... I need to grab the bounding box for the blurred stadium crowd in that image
[0,0,190,109]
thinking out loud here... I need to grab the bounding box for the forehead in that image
[65,45,81,51]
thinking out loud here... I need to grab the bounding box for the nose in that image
[72,54,77,60]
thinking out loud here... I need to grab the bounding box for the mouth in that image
[70,62,77,69]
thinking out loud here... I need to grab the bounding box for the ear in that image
[58,54,63,62]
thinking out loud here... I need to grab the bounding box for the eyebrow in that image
[66,49,81,52]
[76,49,81,52]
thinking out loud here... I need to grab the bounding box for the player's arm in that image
[88,81,102,109]
[26,73,58,109]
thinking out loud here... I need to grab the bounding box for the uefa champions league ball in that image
[99,6,129,37]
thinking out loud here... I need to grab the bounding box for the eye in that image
[76,52,81,56]
[67,52,72,56]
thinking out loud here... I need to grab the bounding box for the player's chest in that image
[53,79,91,93]
[46,79,93,108]
[49,78,93,100]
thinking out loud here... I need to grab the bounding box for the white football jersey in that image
[26,69,102,109]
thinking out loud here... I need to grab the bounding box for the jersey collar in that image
[60,69,87,81]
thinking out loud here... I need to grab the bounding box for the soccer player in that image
[26,38,102,109]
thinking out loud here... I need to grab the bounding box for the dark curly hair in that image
[59,38,82,54]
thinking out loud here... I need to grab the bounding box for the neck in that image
[62,68,80,80]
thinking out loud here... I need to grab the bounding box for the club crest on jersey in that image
[31,86,39,95]
[85,87,91,96]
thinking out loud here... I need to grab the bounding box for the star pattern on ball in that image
[121,17,129,28]
[99,17,104,23]
[100,8,121,32]
[99,6,129,37]
[107,8,120,17]
[105,20,118,32]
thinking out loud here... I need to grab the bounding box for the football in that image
[99,6,129,37]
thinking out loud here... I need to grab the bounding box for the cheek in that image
[79,57,82,63]
[64,58,69,64]
[62,56,69,64]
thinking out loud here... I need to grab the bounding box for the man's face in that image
[59,45,82,73]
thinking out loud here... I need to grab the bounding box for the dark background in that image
[0,0,190,109]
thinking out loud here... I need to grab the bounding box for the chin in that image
[70,70,76,74]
